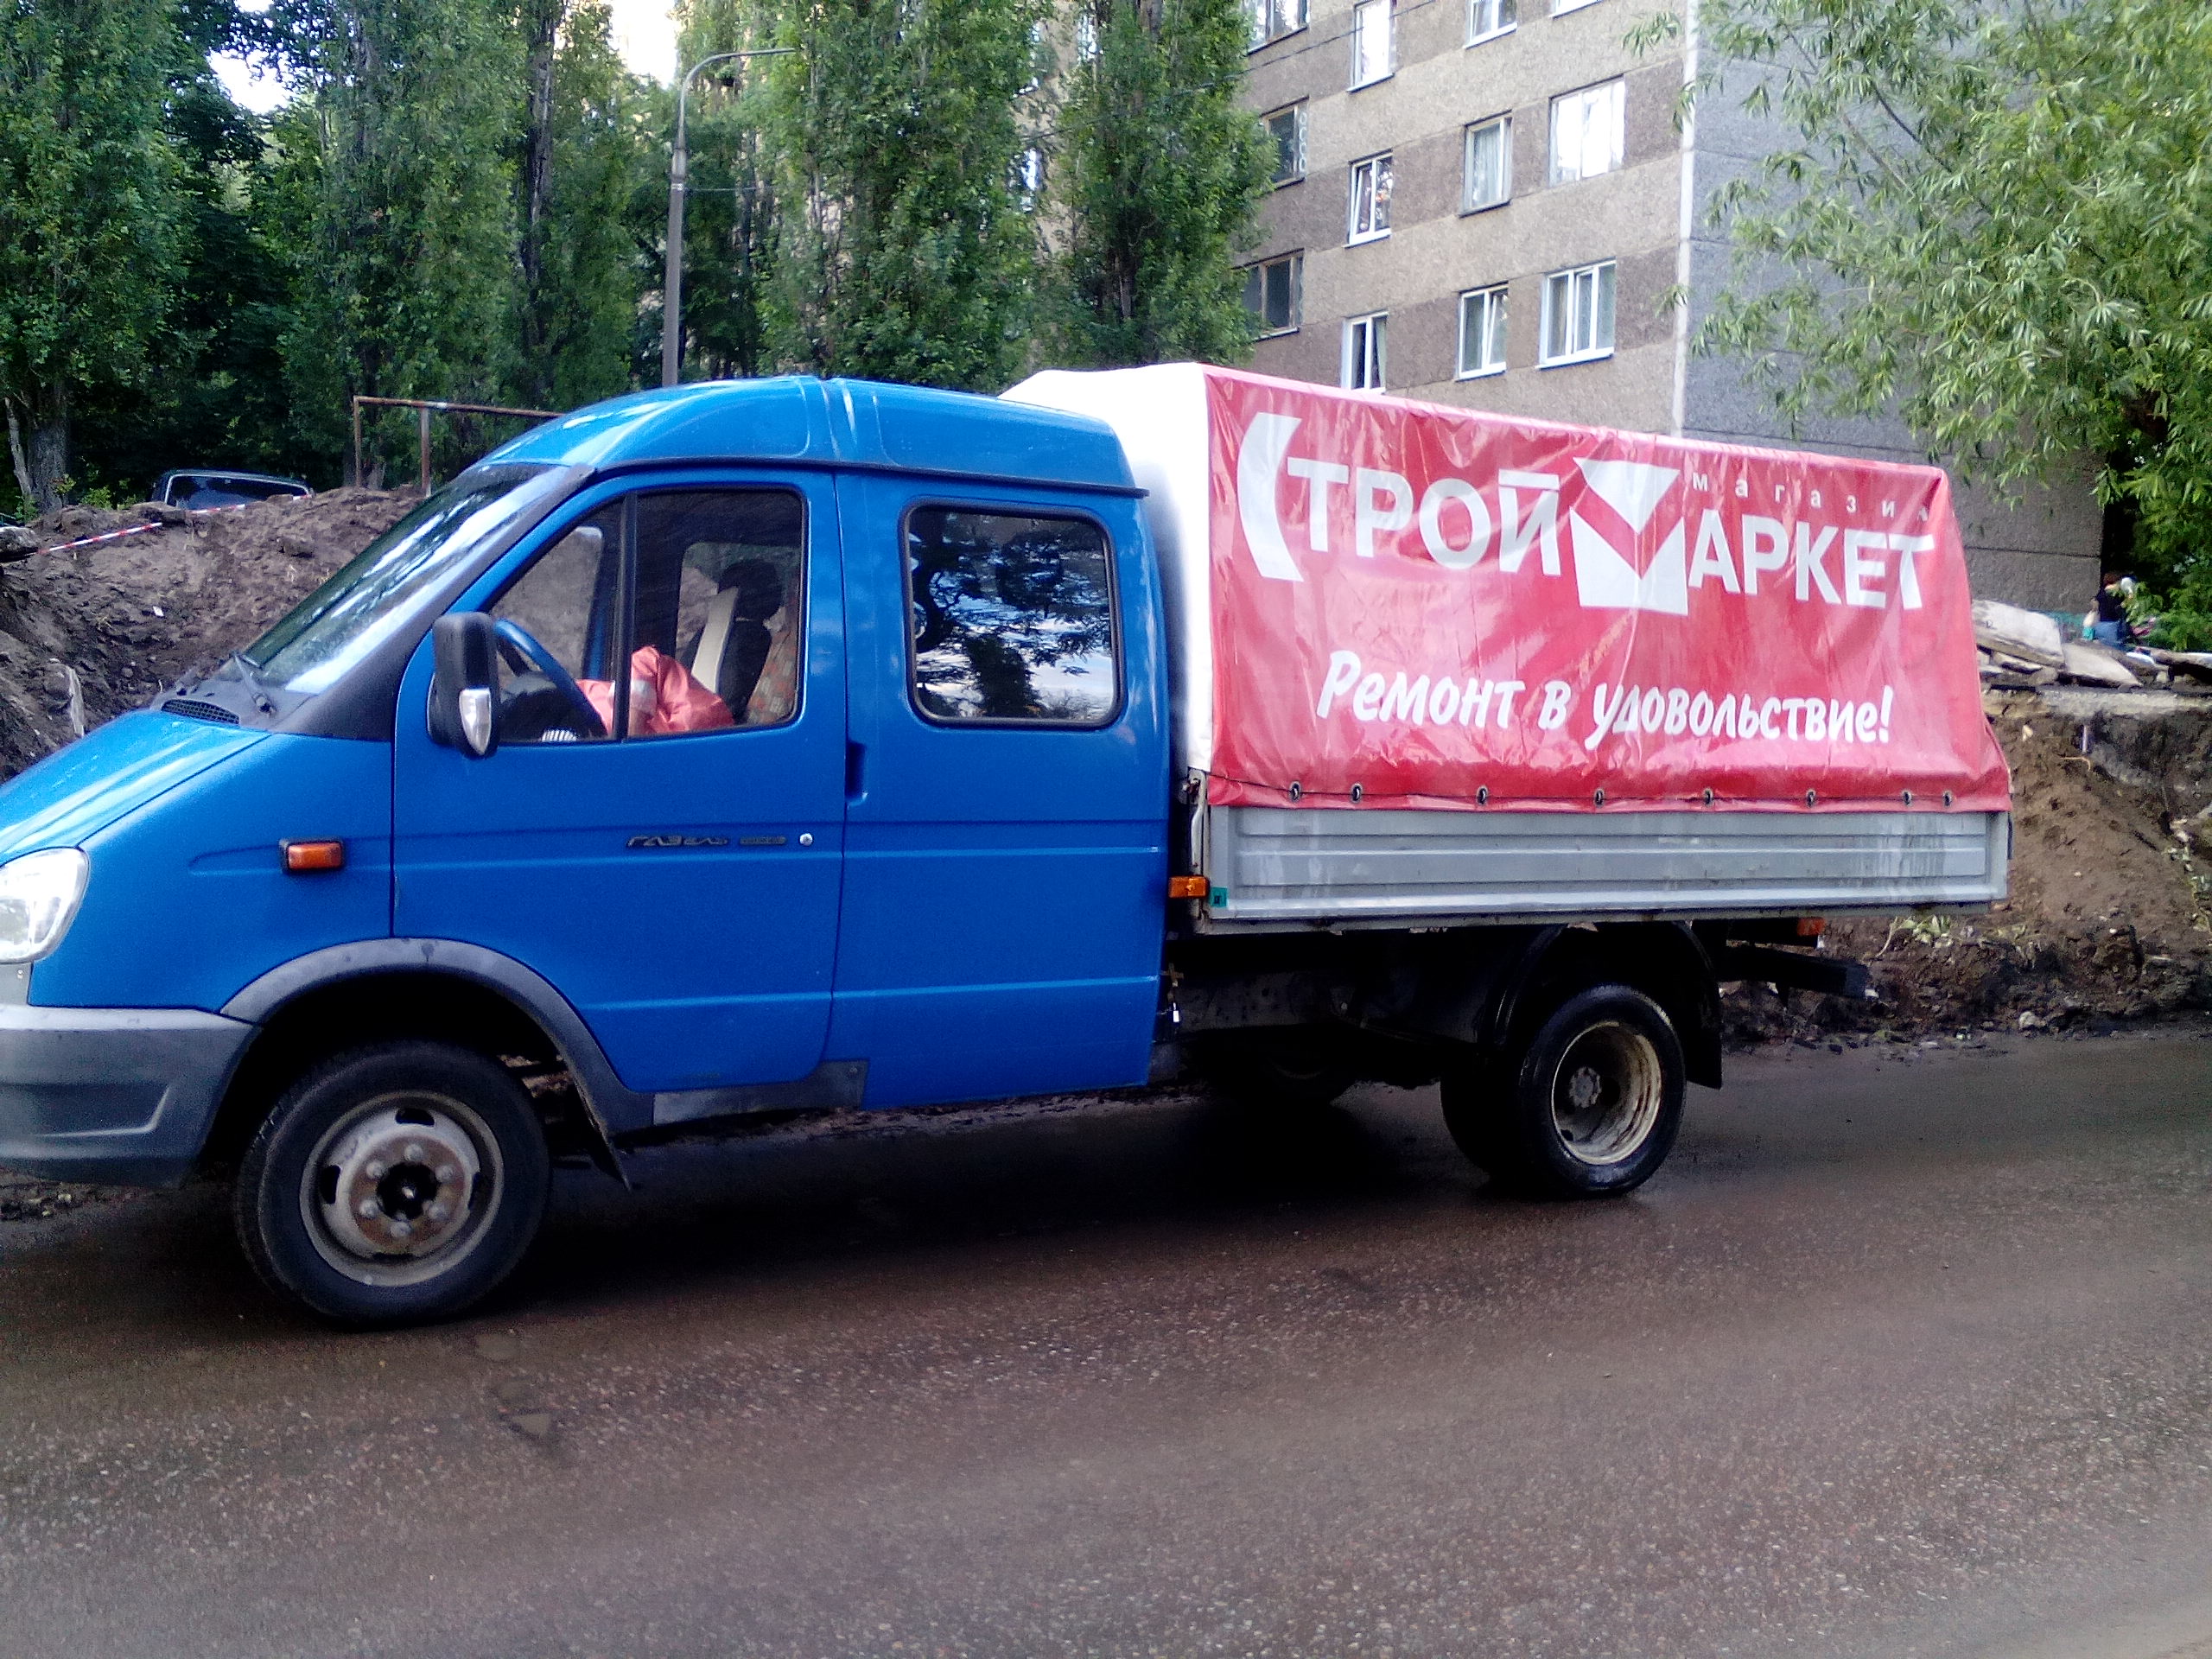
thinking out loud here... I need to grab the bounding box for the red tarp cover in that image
[1202,368,2010,814]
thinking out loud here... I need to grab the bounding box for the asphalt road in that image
[5,1032,2212,1659]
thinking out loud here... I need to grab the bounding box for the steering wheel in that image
[493,620,605,739]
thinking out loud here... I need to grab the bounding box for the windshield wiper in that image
[226,652,277,716]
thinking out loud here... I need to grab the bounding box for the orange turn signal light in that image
[283,839,346,874]
[1167,875,1209,899]
[1796,916,1826,938]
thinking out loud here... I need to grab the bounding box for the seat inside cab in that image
[687,559,786,721]
[639,491,805,728]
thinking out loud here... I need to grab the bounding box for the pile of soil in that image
[0,490,413,780]
[1726,688,2212,1044]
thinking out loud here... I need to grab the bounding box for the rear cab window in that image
[903,505,1120,727]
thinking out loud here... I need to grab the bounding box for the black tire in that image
[1441,984,1683,1198]
[233,1041,552,1326]
[1195,1029,1358,1111]
[1437,1053,1516,1173]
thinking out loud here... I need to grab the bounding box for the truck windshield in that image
[245,465,564,695]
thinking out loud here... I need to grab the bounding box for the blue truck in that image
[0,370,2007,1324]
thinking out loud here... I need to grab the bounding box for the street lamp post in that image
[664,47,795,389]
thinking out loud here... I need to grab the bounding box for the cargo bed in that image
[1193,804,2009,928]
[1010,365,2014,931]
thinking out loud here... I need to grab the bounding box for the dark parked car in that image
[153,470,312,511]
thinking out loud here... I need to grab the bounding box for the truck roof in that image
[486,375,1137,494]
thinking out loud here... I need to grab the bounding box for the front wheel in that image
[1441,984,1683,1197]
[233,1041,551,1325]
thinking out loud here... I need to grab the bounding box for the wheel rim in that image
[1546,1020,1664,1167]
[298,1090,505,1288]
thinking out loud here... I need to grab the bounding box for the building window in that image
[1348,153,1393,243]
[1463,116,1511,212]
[1011,147,1046,211]
[1541,261,1616,365]
[1074,10,1098,61]
[1344,313,1388,391]
[1247,0,1306,48]
[1459,285,1509,378]
[1550,79,1625,183]
[1350,0,1393,87]
[1243,253,1303,336]
[1265,105,1306,187]
[1467,0,1516,41]
[1020,19,1049,94]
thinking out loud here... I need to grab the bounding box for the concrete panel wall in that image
[1244,0,1686,425]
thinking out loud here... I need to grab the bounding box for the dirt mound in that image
[0,490,414,780]
[2044,685,2212,822]
[1726,687,2212,1044]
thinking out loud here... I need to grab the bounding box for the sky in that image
[605,0,680,83]
[211,0,680,113]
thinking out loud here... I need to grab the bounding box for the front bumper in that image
[0,1004,253,1185]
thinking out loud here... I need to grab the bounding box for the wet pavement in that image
[3,1033,2212,1657]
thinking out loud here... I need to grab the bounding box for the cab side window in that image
[633,490,804,738]
[489,509,622,744]
[906,506,1117,726]
[486,489,804,745]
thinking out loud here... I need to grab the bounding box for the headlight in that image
[0,849,89,963]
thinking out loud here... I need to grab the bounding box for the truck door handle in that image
[845,741,866,802]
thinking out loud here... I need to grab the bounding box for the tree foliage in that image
[74,0,308,493]
[3,0,1278,505]
[1050,0,1269,367]
[665,0,781,381]
[518,1,653,409]
[0,0,187,509]
[1651,0,2212,588]
[273,0,526,475]
[758,0,1051,389]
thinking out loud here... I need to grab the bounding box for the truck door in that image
[392,475,845,1102]
[832,474,1169,1108]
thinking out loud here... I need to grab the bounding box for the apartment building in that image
[1236,0,2098,607]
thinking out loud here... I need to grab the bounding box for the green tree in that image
[517,0,567,399]
[516,0,653,408]
[759,0,1050,389]
[1648,0,2212,589]
[274,0,526,480]
[0,0,186,511]
[73,0,315,497]
[1051,0,1269,367]
[664,0,782,381]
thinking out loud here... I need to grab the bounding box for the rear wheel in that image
[233,1041,551,1326]
[1442,984,1682,1197]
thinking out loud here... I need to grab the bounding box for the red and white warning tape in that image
[22,502,257,558]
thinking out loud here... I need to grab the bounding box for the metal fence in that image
[348,396,563,494]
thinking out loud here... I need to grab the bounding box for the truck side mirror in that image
[429,612,500,757]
